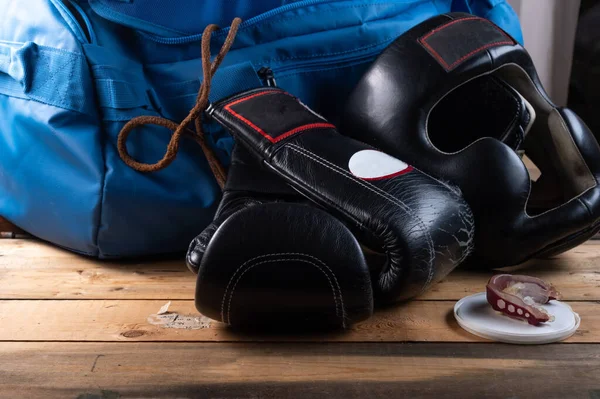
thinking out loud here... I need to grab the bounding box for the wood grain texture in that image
[0,239,194,299]
[424,244,600,300]
[2,239,599,300]
[0,299,593,343]
[1,342,599,399]
[1,235,598,396]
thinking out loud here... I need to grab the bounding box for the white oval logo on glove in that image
[348,149,412,181]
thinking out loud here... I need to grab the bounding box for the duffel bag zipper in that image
[254,45,390,88]
[140,0,347,45]
[167,43,389,110]
[257,67,277,87]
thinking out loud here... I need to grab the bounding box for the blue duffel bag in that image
[0,0,522,257]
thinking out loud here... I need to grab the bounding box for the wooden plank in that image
[0,239,194,299]
[1,342,599,399]
[422,244,600,300]
[2,239,599,300]
[0,299,593,343]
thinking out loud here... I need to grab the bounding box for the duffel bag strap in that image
[116,18,242,189]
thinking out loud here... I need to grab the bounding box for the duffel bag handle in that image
[0,42,94,115]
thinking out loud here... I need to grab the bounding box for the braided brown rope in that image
[117,18,242,189]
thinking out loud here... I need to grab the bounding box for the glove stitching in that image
[221,252,327,320]
[286,144,436,288]
[225,258,342,326]
[221,253,345,326]
[226,258,344,327]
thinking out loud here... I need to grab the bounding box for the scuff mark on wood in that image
[147,313,212,330]
[157,301,171,315]
[90,354,104,372]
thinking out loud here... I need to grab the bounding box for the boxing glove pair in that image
[187,87,475,329]
[188,13,600,329]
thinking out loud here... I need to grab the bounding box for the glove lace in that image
[116,18,242,189]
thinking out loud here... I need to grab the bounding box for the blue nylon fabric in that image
[87,0,305,36]
[0,97,103,256]
[0,42,94,115]
[0,0,522,257]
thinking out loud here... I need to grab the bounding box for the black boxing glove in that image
[187,144,373,329]
[207,87,475,304]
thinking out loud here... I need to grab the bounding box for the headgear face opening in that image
[429,65,597,218]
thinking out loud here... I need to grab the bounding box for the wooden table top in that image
[1,236,599,398]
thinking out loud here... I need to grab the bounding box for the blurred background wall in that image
[507,0,581,106]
